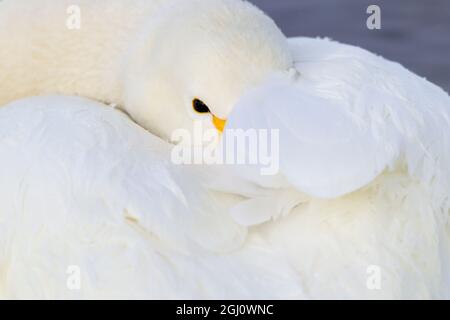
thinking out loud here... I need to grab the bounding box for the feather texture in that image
[0,37,449,299]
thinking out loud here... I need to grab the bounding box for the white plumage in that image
[221,37,450,299]
[225,37,450,222]
[0,37,449,299]
[0,96,304,299]
[0,0,449,299]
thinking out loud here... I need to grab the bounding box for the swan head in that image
[123,0,293,142]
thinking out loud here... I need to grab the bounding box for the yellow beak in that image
[212,115,226,133]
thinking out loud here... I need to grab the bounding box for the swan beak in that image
[213,115,226,133]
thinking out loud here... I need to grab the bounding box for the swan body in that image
[0,0,449,299]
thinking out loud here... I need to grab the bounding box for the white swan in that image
[0,0,449,299]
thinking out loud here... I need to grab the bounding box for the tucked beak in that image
[212,115,227,133]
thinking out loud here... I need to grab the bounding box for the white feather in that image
[0,37,449,299]
[223,37,450,223]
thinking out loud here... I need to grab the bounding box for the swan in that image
[0,95,306,299]
[0,0,449,299]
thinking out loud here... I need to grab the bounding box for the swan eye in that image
[192,99,210,114]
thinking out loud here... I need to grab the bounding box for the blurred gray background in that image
[250,0,450,92]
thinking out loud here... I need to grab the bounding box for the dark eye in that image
[193,99,210,114]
